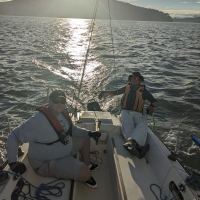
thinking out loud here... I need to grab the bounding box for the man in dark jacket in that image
[99,72,156,158]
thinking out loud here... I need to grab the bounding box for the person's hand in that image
[88,131,101,143]
[146,104,155,115]
[9,161,26,175]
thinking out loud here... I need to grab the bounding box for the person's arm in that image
[72,124,101,139]
[6,114,38,164]
[72,124,90,137]
[99,86,126,99]
[144,89,157,114]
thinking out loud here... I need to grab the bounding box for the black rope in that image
[4,171,65,200]
[35,180,65,199]
[150,184,174,200]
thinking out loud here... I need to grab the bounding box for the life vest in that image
[37,105,73,145]
[133,86,144,112]
[122,83,131,108]
[122,84,145,112]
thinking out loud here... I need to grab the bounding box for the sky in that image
[120,0,200,17]
[0,0,199,18]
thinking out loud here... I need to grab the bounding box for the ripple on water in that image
[0,17,200,170]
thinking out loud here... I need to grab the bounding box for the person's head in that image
[132,72,144,86]
[49,90,66,113]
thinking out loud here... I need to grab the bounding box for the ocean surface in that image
[0,16,200,170]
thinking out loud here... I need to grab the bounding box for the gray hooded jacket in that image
[6,112,89,163]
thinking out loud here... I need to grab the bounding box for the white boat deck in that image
[72,148,118,200]
[0,111,199,200]
[77,111,199,200]
[76,111,161,200]
[112,134,160,200]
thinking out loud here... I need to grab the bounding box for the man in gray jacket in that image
[6,90,101,188]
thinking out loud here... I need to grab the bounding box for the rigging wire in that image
[72,0,99,116]
[107,0,116,71]
[89,0,116,102]
[70,0,117,116]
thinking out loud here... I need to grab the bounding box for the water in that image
[0,16,200,169]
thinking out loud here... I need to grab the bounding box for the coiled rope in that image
[2,170,65,200]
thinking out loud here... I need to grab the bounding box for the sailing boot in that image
[123,139,141,157]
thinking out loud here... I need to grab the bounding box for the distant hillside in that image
[173,16,200,23]
[0,0,172,22]
[110,1,172,21]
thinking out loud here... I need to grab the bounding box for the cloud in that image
[181,1,190,3]
[162,8,200,17]
[178,0,200,3]
[0,0,12,2]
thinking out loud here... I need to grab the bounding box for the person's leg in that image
[33,156,89,180]
[130,112,148,147]
[120,109,135,139]
[72,134,90,166]
[49,156,97,188]
[72,131,100,171]
[76,163,91,182]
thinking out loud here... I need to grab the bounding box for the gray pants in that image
[29,134,90,180]
[120,109,148,146]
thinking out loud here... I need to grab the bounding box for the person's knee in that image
[79,135,90,147]
[84,136,90,145]
[76,164,91,182]
[81,137,90,152]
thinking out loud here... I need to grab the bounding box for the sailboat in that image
[0,108,200,200]
[0,1,200,200]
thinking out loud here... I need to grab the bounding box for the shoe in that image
[88,163,98,171]
[123,140,132,148]
[123,139,140,152]
[123,142,140,156]
[85,176,97,189]
[18,147,24,157]
[137,144,150,159]
[168,152,177,161]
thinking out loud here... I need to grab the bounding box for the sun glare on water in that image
[57,18,101,82]
[65,19,89,63]
[34,18,102,86]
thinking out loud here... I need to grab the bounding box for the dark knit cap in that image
[132,72,144,81]
[49,90,66,104]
